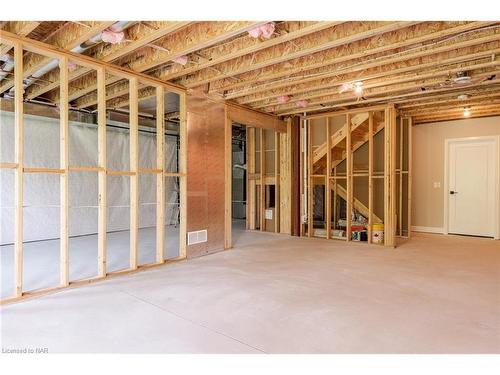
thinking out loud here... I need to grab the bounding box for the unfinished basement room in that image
[1,2,500,372]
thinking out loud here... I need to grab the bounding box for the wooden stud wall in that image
[244,126,289,235]
[246,127,256,230]
[307,120,313,237]
[394,115,412,238]
[279,119,292,235]
[156,86,166,263]
[346,114,353,242]
[301,104,403,247]
[59,56,69,287]
[13,41,24,298]
[129,77,139,270]
[0,36,187,305]
[368,112,374,244]
[97,67,107,278]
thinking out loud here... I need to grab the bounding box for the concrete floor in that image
[1,226,180,299]
[1,225,499,353]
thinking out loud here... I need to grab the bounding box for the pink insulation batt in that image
[296,100,308,108]
[101,29,125,44]
[172,55,189,65]
[248,22,275,39]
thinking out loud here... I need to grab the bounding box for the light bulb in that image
[463,107,471,117]
[353,81,363,95]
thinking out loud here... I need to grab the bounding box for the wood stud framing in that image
[346,114,352,242]
[13,42,24,298]
[247,128,256,230]
[97,67,107,277]
[244,126,286,235]
[301,104,403,247]
[129,77,139,270]
[59,56,69,287]
[156,86,165,263]
[368,112,374,244]
[325,118,332,240]
[0,34,188,305]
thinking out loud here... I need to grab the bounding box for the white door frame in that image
[443,135,500,239]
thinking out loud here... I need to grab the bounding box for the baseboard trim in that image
[411,226,445,234]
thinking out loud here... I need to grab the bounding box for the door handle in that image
[449,191,458,195]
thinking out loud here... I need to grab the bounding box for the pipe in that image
[1,21,135,96]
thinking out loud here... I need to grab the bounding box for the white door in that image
[447,138,497,237]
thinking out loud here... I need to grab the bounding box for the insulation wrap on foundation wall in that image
[0,111,179,245]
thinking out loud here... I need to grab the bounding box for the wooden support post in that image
[346,114,352,242]
[247,127,256,230]
[129,77,139,269]
[384,105,397,247]
[260,128,265,232]
[384,108,390,245]
[299,118,305,237]
[408,116,413,239]
[368,112,374,244]
[179,92,187,257]
[391,107,397,246]
[307,120,313,237]
[325,118,331,239]
[274,131,280,233]
[399,115,404,236]
[224,108,232,248]
[13,42,24,298]
[97,67,107,277]
[333,168,337,234]
[156,86,165,263]
[280,119,292,235]
[59,56,69,287]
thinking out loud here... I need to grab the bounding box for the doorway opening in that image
[231,124,247,244]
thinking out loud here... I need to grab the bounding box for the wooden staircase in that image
[312,111,386,222]
[334,183,382,223]
[313,112,385,173]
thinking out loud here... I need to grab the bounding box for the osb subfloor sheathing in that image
[1,228,498,353]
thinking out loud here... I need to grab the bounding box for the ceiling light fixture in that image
[353,81,363,95]
[463,107,471,117]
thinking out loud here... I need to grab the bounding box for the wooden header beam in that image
[226,102,287,132]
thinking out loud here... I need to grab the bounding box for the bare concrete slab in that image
[1,229,499,353]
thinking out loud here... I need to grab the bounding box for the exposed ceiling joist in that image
[280,75,500,116]
[0,21,115,95]
[238,42,500,107]
[413,107,500,123]
[403,98,500,114]
[50,21,266,106]
[25,21,192,100]
[397,89,500,109]
[216,21,498,96]
[0,21,40,55]
[175,21,417,88]
[258,57,500,112]
[152,21,340,83]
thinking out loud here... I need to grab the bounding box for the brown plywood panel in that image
[186,95,226,258]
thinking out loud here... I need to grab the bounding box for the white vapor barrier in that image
[0,111,179,245]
